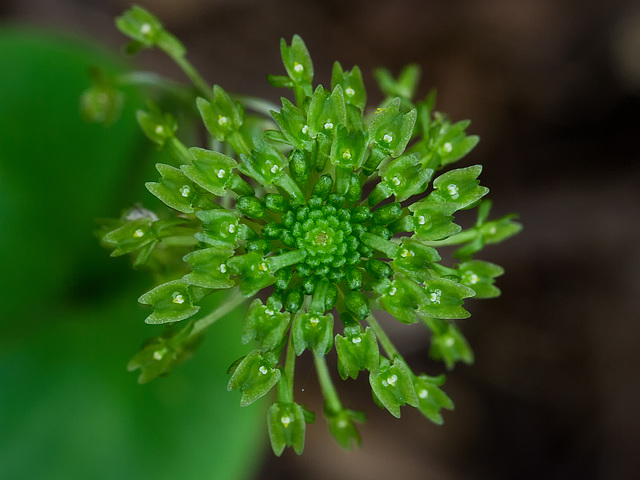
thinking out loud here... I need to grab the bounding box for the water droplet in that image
[446,184,459,199]
[140,23,151,34]
[345,87,355,97]
[259,365,269,375]
[443,142,453,153]
[429,289,442,304]
[281,415,292,427]
[217,168,226,179]
[172,292,185,304]
[383,133,393,143]
[293,62,304,73]
[419,389,429,399]
[217,115,228,126]
[133,229,145,238]
[179,185,191,197]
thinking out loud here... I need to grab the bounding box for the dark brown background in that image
[4,1,639,478]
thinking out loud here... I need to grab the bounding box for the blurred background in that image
[1,0,639,479]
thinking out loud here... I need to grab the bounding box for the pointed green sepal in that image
[457,260,504,298]
[292,312,334,357]
[423,317,474,369]
[307,84,347,137]
[227,349,281,406]
[195,209,242,249]
[181,148,237,196]
[374,275,429,325]
[197,85,245,142]
[325,408,365,449]
[409,200,461,240]
[138,279,201,324]
[378,152,433,202]
[335,323,379,380]
[368,98,417,158]
[242,299,291,351]
[413,374,454,424]
[182,247,235,289]
[331,62,367,110]
[267,401,307,456]
[369,357,419,418]
[420,276,476,320]
[429,165,489,209]
[146,163,199,214]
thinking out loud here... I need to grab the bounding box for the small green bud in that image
[267,401,307,456]
[264,193,289,212]
[372,202,402,225]
[312,174,333,199]
[344,291,370,320]
[243,299,291,351]
[235,195,265,219]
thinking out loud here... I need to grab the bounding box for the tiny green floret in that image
[96,5,521,456]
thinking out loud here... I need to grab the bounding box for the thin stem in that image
[366,313,401,359]
[282,333,296,403]
[420,229,477,247]
[190,288,247,337]
[170,53,212,100]
[314,354,342,414]
[232,94,280,118]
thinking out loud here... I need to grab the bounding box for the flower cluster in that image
[96,6,521,455]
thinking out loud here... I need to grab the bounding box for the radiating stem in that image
[366,313,401,359]
[170,53,212,100]
[314,354,342,414]
[190,288,247,337]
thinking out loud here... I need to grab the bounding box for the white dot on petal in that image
[443,142,453,153]
[179,185,191,197]
[217,169,226,179]
[140,23,151,34]
[133,229,145,238]
[281,416,291,427]
[345,87,355,97]
[219,264,227,273]
[383,134,393,143]
[419,389,429,399]
[154,125,164,135]
[259,365,269,375]
[172,292,185,304]
[293,62,304,73]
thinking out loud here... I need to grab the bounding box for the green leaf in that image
[182,247,235,289]
[331,62,367,110]
[420,276,476,320]
[280,35,314,86]
[409,200,462,240]
[242,299,291,351]
[429,165,489,210]
[325,408,365,449]
[195,209,242,248]
[413,374,454,424]
[457,260,504,298]
[270,97,310,149]
[392,239,441,282]
[138,279,202,324]
[374,275,429,325]
[115,5,164,47]
[335,324,379,380]
[368,98,417,157]
[292,312,334,356]
[307,84,347,137]
[101,217,156,257]
[181,147,237,196]
[374,64,421,100]
[197,85,245,142]
[145,163,198,214]
[423,317,474,369]
[227,350,281,406]
[369,357,418,418]
[267,402,307,456]
[136,105,178,147]
[377,152,433,202]
[226,252,275,297]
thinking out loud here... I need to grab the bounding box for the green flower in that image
[102,12,521,455]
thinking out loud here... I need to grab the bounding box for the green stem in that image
[282,333,296,403]
[420,228,477,247]
[314,354,342,414]
[170,53,212,100]
[190,288,247,337]
[366,313,401,359]
[232,94,280,117]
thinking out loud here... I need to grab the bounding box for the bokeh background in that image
[1,1,639,479]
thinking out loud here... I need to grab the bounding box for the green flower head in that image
[100,6,521,457]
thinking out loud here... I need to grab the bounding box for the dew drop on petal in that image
[309,316,320,326]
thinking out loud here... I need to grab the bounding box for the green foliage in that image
[95,5,521,456]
